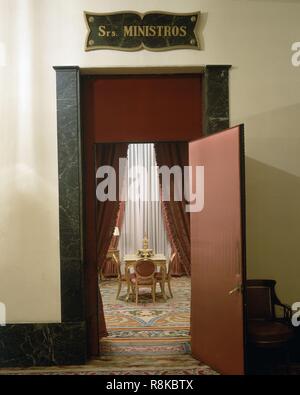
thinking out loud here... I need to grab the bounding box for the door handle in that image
[229,285,242,296]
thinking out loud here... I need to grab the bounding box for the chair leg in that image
[136,285,139,305]
[161,281,167,301]
[130,284,134,301]
[159,282,163,293]
[126,281,131,302]
[116,280,122,300]
[100,269,104,282]
[168,280,173,298]
[152,285,156,303]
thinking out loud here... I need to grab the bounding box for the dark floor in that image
[247,343,300,375]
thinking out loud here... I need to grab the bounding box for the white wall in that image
[0,0,299,323]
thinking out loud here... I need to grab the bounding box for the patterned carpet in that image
[99,277,192,356]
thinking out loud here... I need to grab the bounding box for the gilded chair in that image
[247,279,294,373]
[155,252,176,298]
[130,259,156,304]
[112,253,123,300]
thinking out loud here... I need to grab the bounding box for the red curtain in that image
[96,143,129,337]
[155,142,191,276]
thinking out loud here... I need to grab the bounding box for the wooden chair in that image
[130,259,156,304]
[247,279,294,373]
[100,248,120,280]
[112,253,123,300]
[155,252,176,298]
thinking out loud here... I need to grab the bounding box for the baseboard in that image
[0,322,87,368]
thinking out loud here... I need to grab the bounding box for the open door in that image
[190,125,247,375]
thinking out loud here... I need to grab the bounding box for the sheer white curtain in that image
[119,144,171,262]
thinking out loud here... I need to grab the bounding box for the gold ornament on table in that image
[137,234,154,258]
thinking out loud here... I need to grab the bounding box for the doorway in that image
[81,71,247,375]
[97,142,193,370]
[54,66,246,374]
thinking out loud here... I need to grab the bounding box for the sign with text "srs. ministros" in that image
[84,11,201,52]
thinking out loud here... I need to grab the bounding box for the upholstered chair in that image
[130,259,156,304]
[155,252,177,298]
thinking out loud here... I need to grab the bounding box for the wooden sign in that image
[85,11,201,52]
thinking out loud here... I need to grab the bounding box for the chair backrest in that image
[112,254,122,278]
[168,252,177,276]
[135,259,156,278]
[247,280,277,321]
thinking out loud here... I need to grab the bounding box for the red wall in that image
[81,74,203,142]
